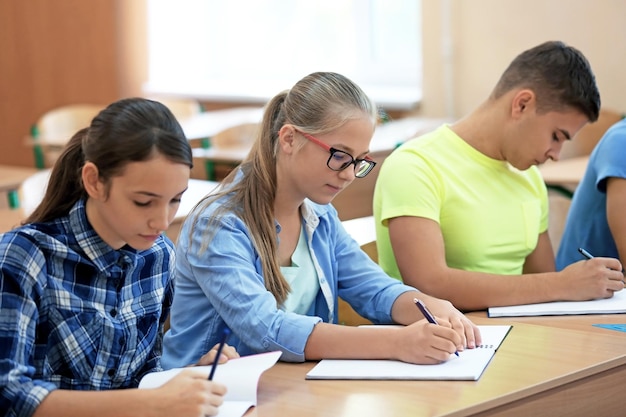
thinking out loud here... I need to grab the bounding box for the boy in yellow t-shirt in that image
[374,41,624,311]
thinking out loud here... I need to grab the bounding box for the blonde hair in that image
[192,72,377,304]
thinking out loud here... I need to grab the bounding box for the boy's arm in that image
[606,177,626,265]
[387,215,622,311]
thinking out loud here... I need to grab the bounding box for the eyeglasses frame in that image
[296,130,377,178]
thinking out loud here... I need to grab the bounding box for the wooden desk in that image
[0,166,39,192]
[192,147,249,165]
[247,318,626,416]
[538,156,588,188]
[0,165,39,208]
[0,208,26,233]
[472,310,626,336]
[180,107,264,141]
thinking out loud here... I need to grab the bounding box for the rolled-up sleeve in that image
[183,214,321,362]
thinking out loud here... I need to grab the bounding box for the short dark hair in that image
[492,41,600,122]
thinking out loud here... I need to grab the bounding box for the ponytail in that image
[25,129,88,223]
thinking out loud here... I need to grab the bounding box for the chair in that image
[29,104,105,169]
[19,169,51,217]
[148,97,203,121]
[191,122,259,180]
[559,108,625,160]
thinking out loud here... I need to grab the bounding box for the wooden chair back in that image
[150,97,203,121]
[32,104,104,168]
[559,108,625,160]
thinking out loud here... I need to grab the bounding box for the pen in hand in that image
[413,298,459,357]
[578,247,594,260]
[208,327,231,380]
[578,247,625,275]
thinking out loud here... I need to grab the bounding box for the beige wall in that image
[420,0,626,119]
[2,1,625,167]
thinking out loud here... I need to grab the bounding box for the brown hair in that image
[26,97,192,223]
[491,40,600,121]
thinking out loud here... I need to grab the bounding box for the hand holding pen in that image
[559,247,625,298]
[414,298,459,357]
[578,247,625,278]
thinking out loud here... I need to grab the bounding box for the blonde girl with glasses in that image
[162,72,481,367]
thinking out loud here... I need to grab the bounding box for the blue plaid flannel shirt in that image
[0,199,174,417]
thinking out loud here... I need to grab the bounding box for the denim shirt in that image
[162,198,416,366]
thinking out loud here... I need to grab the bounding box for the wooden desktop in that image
[538,156,588,188]
[245,316,625,417]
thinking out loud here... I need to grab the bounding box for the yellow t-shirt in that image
[373,125,548,279]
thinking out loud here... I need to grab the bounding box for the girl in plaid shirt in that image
[0,98,236,417]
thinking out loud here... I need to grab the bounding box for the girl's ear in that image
[277,124,298,155]
[82,161,105,199]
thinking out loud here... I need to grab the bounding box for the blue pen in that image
[208,327,231,380]
[413,298,459,357]
[578,247,594,260]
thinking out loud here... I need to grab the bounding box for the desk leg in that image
[201,137,216,181]
[8,190,20,209]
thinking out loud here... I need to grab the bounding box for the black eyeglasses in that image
[299,131,377,178]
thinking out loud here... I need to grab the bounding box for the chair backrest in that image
[559,108,625,160]
[36,104,104,144]
[19,169,51,217]
[32,104,105,168]
[149,97,203,121]
[210,122,259,149]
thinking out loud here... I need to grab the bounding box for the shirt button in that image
[107,368,115,377]
[110,309,117,317]
[119,337,126,346]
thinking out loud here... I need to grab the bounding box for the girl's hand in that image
[196,343,240,366]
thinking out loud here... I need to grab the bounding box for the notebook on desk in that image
[139,351,281,417]
[488,289,626,317]
[305,325,511,381]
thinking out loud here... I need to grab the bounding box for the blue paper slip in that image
[592,324,626,333]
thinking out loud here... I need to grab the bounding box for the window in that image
[146,0,422,110]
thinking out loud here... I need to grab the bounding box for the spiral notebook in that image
[305,325,511,381]
[488,289,626,317]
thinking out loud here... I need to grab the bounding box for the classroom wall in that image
[420,0,626,119]
[0,0,123,167]
[1,0,625,168]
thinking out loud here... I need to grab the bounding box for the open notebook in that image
[306,325,511,381]
[139,351,281,417]
[488,289,626,317]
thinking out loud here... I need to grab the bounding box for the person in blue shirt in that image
[557,117,626,270]
[162,72,481,368]
[0,98,237,417]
